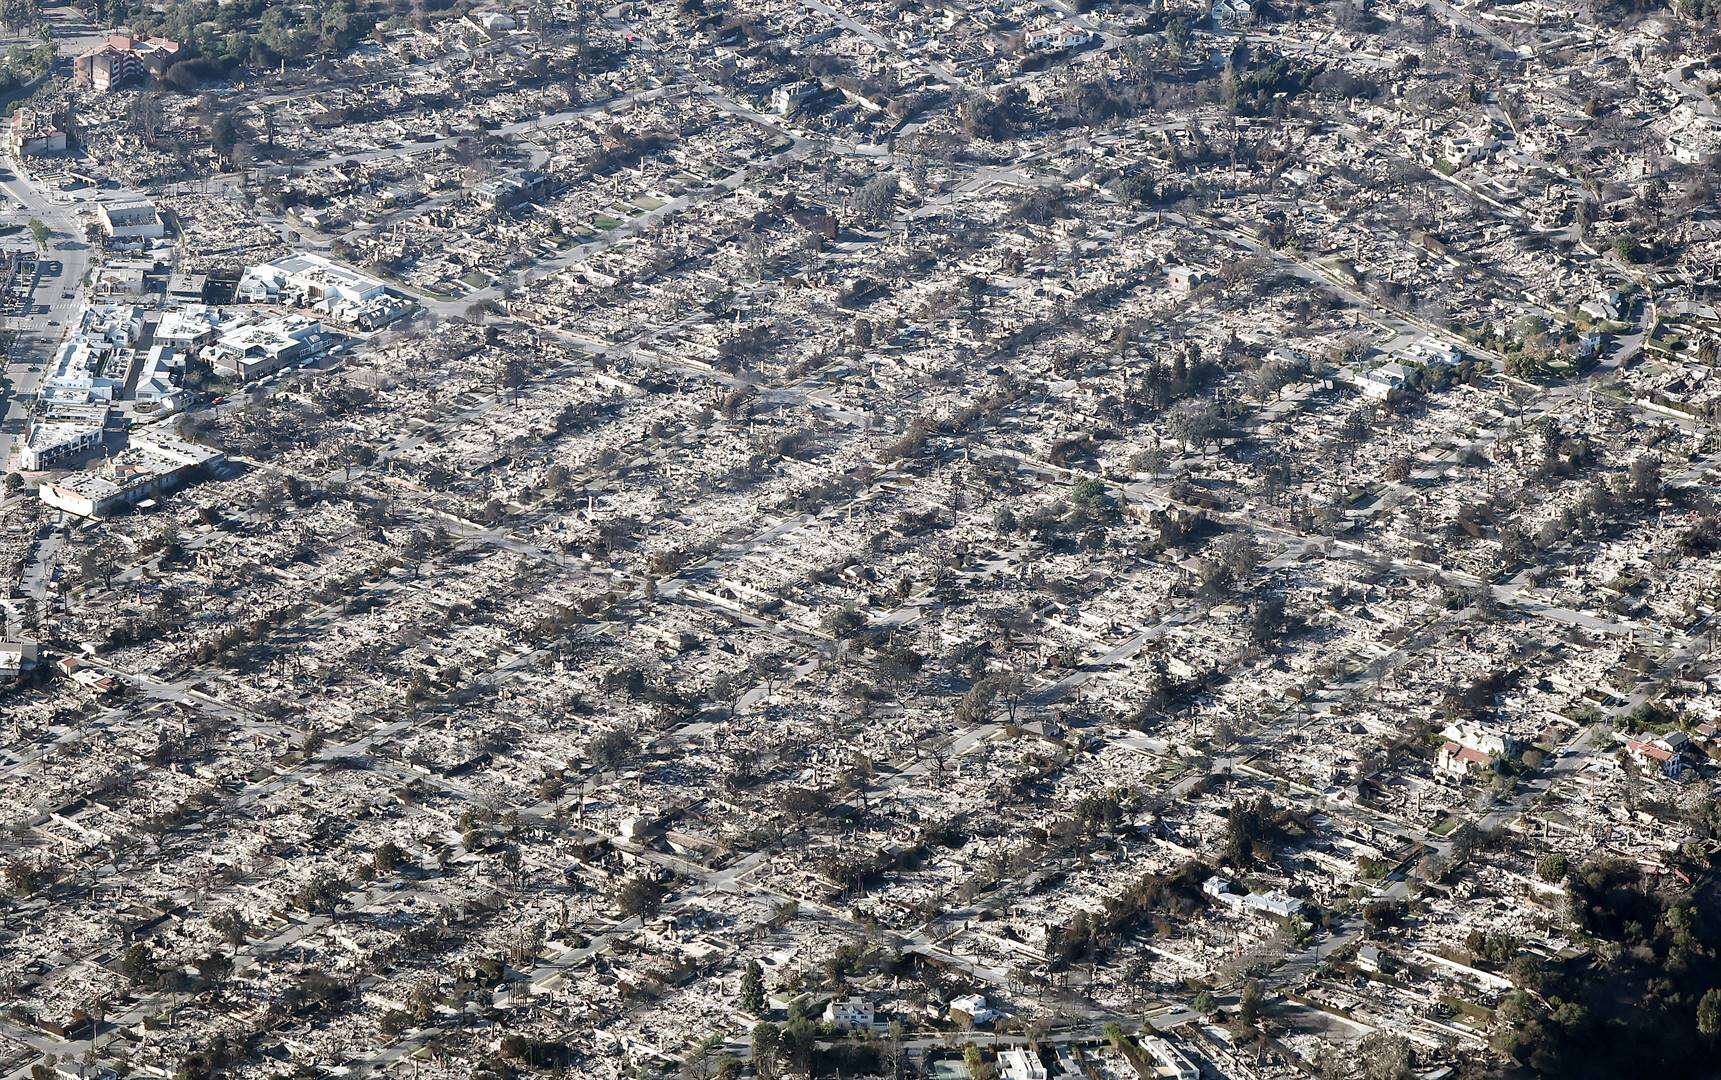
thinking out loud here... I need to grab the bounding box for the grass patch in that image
[1440,994,1495,1023]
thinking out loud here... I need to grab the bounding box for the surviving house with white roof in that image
[1437,720,1521,779]
[132,345,184,409]
[1141,1035,1201,1080]
[1023,25,1092,52]
[1204,875,1307,921]
[949,993,1002,1025]
[1402,336,1464,366]
[822,998,874,1032]
[998,1048,1049,1080]
[1354,360,1414,400]
[0,640,38,682]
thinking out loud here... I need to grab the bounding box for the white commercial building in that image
[155,305,225,350]
[98,200,166,242]
[237,252,414,329]
[18,405,108,471]
[40,304,146,408]
[211,313,334,380]
[38,431,223,519]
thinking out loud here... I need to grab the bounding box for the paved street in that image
[0,164,90,470]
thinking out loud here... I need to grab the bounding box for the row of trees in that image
[135,0,383,73]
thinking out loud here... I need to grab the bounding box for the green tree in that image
[1353,1031,1413,1079]
[612,874,664,918]
[588,727,636,770]
[374,840,403,874]
[1699,988,1721,1040]
[120,942,155,985]
[751,1022,781,1080]
[740,958,766,1015]
[963,1044,997,1080]
[779,999,819,1071]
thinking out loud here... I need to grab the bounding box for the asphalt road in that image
[0,163,91,470]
